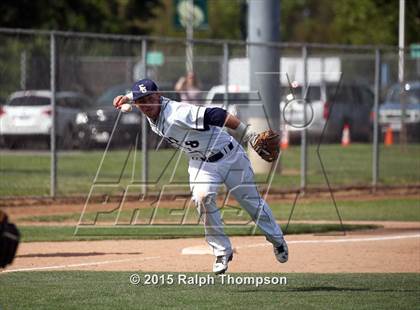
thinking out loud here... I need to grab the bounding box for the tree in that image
[332,0,398,45]
[142,0,244,40]
[281,0,419,46]
[1,0,417,45]
[0,0,162,34]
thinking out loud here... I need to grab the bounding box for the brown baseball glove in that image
[250,129,280,162]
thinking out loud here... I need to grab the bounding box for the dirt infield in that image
[2,193,420,274]
[4,222,420,274]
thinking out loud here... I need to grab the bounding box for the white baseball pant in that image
[188,144,284,257]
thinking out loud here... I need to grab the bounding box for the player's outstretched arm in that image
[223,112,259,144]
[203,107,256,142]
[202,107,279,162]
[223,111,280,163]
[224,113,241,130]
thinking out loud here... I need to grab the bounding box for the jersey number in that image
[185,140,199,148]
[167,137,199,149]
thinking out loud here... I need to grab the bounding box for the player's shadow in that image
[16,251,142,258]
[1,168,49,174]
[286,286,367,292]
[235,287,365,293]
[236,287,420,293]
[287,287,420,293]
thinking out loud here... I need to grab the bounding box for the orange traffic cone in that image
[280,127,289,150]
[384,126,393,146]
[341,124,351,146]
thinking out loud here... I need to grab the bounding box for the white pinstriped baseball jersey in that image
[147,97,234,159]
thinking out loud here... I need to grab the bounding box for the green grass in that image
[18,223,378,242]
[273,197,420,222]
[1,144,419,196]
[21,197,420,224]
[0,272,418,309]
[15,197,418,242]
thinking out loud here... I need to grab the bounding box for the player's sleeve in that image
[171,103,207,130]
[203,107,228,129]
[125,92,134,100]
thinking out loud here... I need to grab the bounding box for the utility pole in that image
[186,0,194,73]
[248,0,281,173]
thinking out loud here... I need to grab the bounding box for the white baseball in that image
[120,103,132,112]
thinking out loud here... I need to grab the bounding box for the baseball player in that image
[113,79,288,274]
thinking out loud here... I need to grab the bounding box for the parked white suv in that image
[279,84,326,140]
[205,83,374,142]
[204,84,325,140]
[204,85,251,116]
[0,90,92,149]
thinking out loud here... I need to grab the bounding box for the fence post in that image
[50,31,57,197]
[300,45,308,192]
[223,43,229,108]
[20,50,27,90]
[141,39,148,196]
[372,48,381,190]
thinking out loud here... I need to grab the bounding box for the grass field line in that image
[1,255,162,274]
[181,233,420,255]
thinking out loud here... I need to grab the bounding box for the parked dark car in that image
[74,84,142,148]
[323,82,374,142]
[379,81,420,142]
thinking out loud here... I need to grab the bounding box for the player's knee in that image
[192,191,216,214]
[245,203,271,223]
[193,190,215,205]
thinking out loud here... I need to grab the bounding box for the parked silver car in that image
[379,81,420,141]
[0,90,93,149]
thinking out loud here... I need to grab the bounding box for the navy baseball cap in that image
[131,79,159,100]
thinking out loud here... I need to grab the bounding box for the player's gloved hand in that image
[0,210,20,268]
[249,129,280,162]
[236,123,280,162]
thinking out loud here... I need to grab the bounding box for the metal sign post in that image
[398,0,407,146]
[50,32,57,197]
[372,49,381,190]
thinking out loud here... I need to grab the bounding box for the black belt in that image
[194,142,234,162]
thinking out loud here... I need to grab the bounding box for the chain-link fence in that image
[0,28,419,197]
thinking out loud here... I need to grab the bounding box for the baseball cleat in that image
[274,239,288,263]
[213,253,233,275]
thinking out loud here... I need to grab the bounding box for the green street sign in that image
[174,0,208,30]
[146,51,164,66]
[410,44,420,58]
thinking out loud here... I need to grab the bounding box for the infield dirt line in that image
[181,233,420,254]
[1,256,162,273]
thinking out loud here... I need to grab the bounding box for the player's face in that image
[134,94,161,119]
